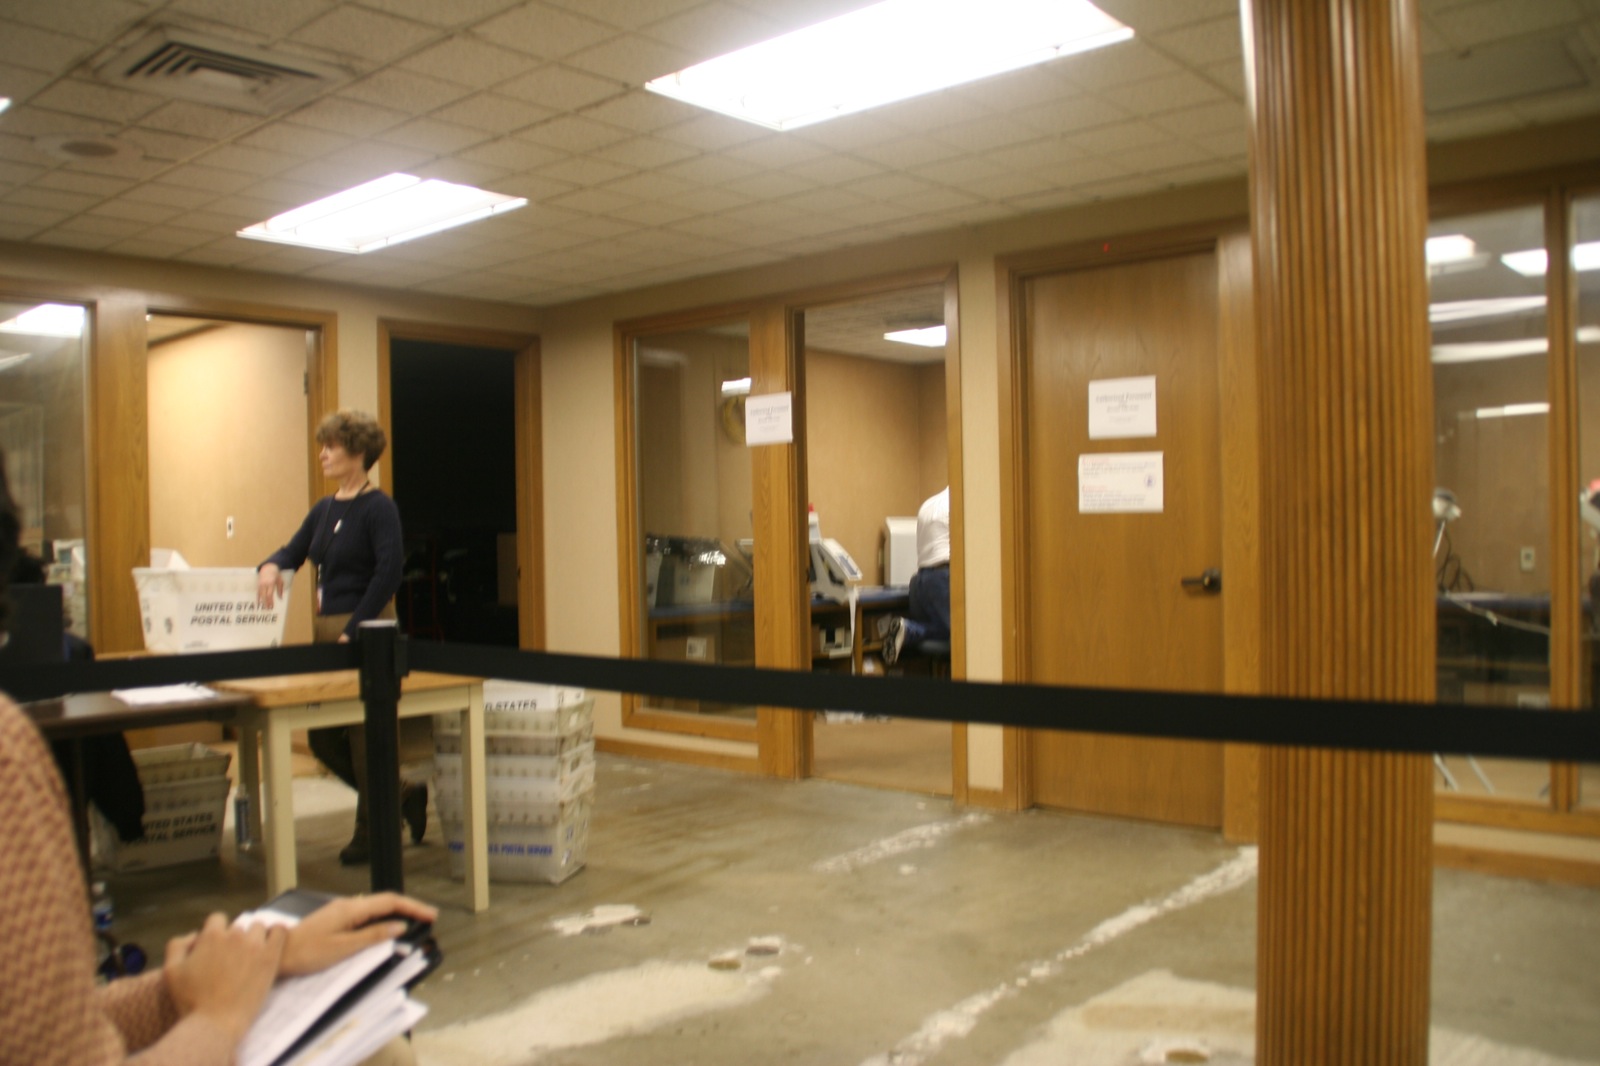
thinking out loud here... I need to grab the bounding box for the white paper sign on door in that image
[1088,375,1157,439]
[1078,451,1164,513]
[745,391,793,445]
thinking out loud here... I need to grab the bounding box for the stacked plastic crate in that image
[433,681,594,884]
[92,742,232,872]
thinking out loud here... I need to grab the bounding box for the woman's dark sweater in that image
[262,489,403,640]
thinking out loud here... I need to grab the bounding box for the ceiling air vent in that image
[96,28,344,115]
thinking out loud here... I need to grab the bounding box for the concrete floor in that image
[105,755,1600,1065]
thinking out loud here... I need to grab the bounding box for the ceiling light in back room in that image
[646,0,1132,130]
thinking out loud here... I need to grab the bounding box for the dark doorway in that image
[389,340,519,646]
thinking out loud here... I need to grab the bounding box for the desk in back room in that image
[214,671,490,912]
[646,587,910,676]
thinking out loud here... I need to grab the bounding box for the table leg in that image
[237,723,262,846]
[460,686,489,912]
[262,713,298,897]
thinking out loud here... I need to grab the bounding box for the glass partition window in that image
[632,323,756,722]
[1573,192,1600,810]
[1428,205,1552,803]
[0,299,89,639]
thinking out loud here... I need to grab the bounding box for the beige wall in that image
[148,321,316,646]
[803,348,945,583]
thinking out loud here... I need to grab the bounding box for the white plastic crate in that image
[482,681,588,709]
[91,743,232,872]
[133,567,294,652]
[434,748,595,815]
[126,742,231,785]
[434,694,594,738]
[441,792,590,884]
[433,721,593,758]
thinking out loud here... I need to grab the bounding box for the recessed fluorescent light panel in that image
[1425,234,1477,264]
[237,173,526,254]
[645,0,1133,130]
[0,303,86,337]
[884,326,948,347]
[1500,241,1600,277]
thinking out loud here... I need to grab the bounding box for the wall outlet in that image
[1519,545,1535,571]
[227,516,235,539]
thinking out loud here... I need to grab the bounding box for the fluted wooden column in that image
[1242,0,1436,1062]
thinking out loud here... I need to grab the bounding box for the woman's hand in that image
[164,912,286,1043]
[279,892,439,977]
[256,564,283,608]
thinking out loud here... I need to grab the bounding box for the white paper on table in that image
[110,683,217,705]
[1078,451,1164,513]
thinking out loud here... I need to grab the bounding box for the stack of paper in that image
[234,891,440,1066]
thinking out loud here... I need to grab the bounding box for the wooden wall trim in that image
[613,321,643,724]
[1433,844,1600,888]
[626,708,758,744]
[993,255,1032,810]
[940,268,968,801]
[88,296,150,653]
[1436,794,1600,837]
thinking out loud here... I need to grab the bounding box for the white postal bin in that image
[133,567,293,652]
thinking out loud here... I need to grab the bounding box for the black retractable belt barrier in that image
[357,621,408,895]
[3,640,1598,764]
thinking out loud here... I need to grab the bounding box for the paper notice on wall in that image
[1088,375,1157,439]
[745,391,793,445]
[1079,452,1164,513]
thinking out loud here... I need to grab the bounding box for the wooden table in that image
[214,671,489,912]
[24,690,255,875]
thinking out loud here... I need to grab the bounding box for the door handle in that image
[1180,567,1222,593]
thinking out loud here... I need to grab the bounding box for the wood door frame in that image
[376,320,545,651]
[995,221,1262,823]
[0,275,339,653]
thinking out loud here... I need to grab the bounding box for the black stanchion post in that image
[358,620,408,894]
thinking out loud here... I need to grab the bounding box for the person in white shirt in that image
[878,486,950,665]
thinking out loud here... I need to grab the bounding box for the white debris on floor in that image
[548,904,649,937]
[812,813,991,873]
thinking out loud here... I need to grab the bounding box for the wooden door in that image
[1023,250,1225,827]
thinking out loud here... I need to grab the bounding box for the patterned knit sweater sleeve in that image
[0,697,237,1065]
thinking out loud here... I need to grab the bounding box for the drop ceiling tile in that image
[543,185,639,215]
[28,78,163,125]
[536,155,636,185]
[118,127,212,164]
[721,135,829,169]
[897,185,982,214]
[292,6,439,64]
[833,198,923,226]
[344,69,477,114]
[873,90,995,133]
[0,160,49,186]
[591,170,693,202]
[488,172,579,202]
[0,202,70,228]
[843,172,942,202]
[565,33,693,83]
[1201,59,1247,100]
[103,233,206,258]
[785,154,884,186]
[850,136,968,169]
[31,169,133,197]
[655,152,764,185]
[1192,128,1248,160]
[981,139,1088,174]
[542,0,706,31]
[1062,120,1167,156]
[0,219,46,240]
[604,198,700,226]
[1017,94,1132,136]
[1109,138,1213,173]
[459,135,565,171]
[667,213,763,242]
[0,22,95,74]
[400,37,540,90]
[361,0,520,29]
[164,0,340,39]
[430,93,554,135]
[1058,39,1182,90]
[471,4,615,60]
[7,0,144,39]
[380,116,490,154]
[661,120,777,157]
[579,90,699,132]
[590,135,700,169]
[660,184,755,213]
[0,104,118,139]
[935,115,1052,153]
[934,201,1017,226]
[793,113,907,153]
[5,185,97,213]
[517,115,631,152]
[291,97,413,138]
[34,227,121,250]
[153,162,267,195]
[551,213,634,239]
[0,66,52,103]
[59,154,167,180]
[953,170,1058,201]
[718,200,811,231]
[410,158,516,187]
[1070,172,1168,202]
[719,169,816,200]
[48,212,144,238]
[965,66,1084,112]
[1510,88,1600,123]
[1147,159,1246,187]
[121,181,216,209]
[1112,71,1229,116]
[1152,15,1243,66]
[174,239,263,266]
[85,197,186,224]
[1150,100,1247,139]
[915,155,1005,186]
[196,143,305,176]
[1421,105,1523,142]
[644,2,780,57]
[498,65,626,111]
[1096,0,1237,35]
[139,100,264,140]
[1006,186,1093,213]
[1430,0,1586,48]
[178,206,273,232]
